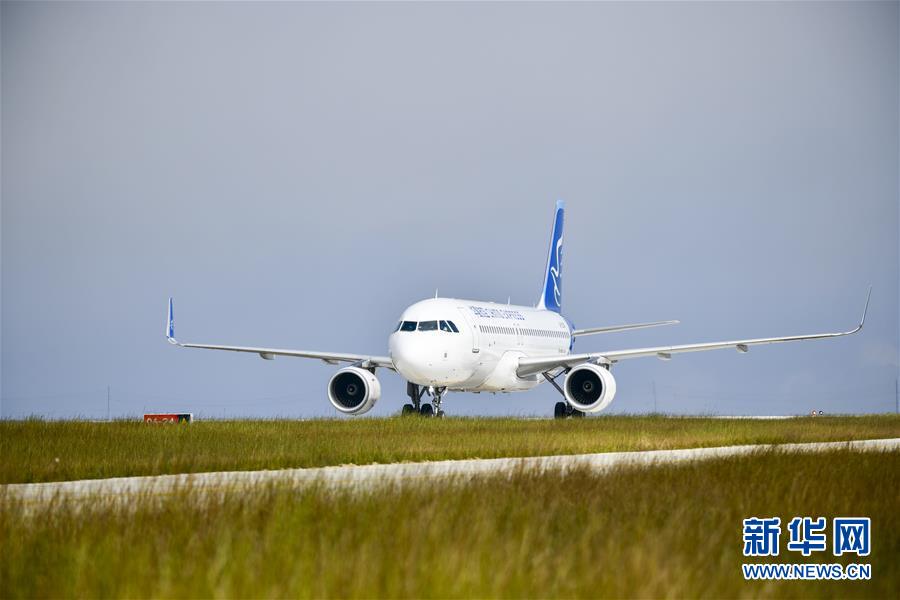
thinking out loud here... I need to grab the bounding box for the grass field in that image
[1,449,896,598]
[2,415,899,484]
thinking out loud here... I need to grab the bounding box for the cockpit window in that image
[393,321,402,332]
[400,320,459,332]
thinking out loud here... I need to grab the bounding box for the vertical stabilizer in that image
[166,297,177,344]
[537,200,565,313]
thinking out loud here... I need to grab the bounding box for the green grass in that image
[2,415,899,484]
[1,450,896,598]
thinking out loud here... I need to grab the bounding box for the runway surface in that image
[4,438,898,509]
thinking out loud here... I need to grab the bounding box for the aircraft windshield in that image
[396,320,459,332]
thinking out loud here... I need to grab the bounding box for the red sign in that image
[143,413,192,423]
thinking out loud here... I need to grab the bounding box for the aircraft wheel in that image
[571,408,586,418]
[554,402,567,419]
[436,410,445,419]
[420,403,434,417]
[401,404,416,416]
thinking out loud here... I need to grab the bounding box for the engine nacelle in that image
[563,363,617,413]
[327,367,381,415]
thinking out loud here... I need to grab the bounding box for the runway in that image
[4,438,898,509]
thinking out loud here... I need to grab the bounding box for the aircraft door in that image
[457,307,480,353]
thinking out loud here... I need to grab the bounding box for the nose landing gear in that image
[402,382,446,417]
[431,387,445,418]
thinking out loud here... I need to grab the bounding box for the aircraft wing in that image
[165,299,394,370]
[518,289,870,378]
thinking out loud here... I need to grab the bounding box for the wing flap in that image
[600,329,860,362]
[178,342,394,369]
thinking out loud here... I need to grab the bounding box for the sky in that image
[2,1,898,419]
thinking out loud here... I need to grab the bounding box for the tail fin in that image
[166,297,178,344]
[537,200,565,313]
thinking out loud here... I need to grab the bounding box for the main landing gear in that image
[402,382,446,418]
[544,370,585,419]
[553,401,585,419]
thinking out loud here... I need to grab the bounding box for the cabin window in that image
[418,320,438,331]
[400,321,417,332]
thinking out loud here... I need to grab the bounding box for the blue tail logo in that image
[167,297,175,340]
[537,200,564,313]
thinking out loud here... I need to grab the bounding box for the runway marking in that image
[3,438,898,509]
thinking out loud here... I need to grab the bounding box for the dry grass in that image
[2,415,899,484]
[1,450,896,598]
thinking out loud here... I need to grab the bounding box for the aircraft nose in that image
[390,334,431,381]
[389,329,475,386]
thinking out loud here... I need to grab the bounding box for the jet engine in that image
[563,363,617,413]
[327,367,381,415]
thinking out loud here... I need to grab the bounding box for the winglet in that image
[859,286,872,330]
[166,297,179,345]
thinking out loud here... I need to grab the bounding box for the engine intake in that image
[327,367,381,415]
[563,363,617,413]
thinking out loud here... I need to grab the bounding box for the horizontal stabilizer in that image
[572,320,679,337]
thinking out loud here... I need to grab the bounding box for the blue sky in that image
[2,1,898,418]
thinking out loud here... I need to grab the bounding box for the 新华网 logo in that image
[741,516,872,581]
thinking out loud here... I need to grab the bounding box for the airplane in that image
[166,200,870,418]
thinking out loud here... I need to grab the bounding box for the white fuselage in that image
[389,298,572,392]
